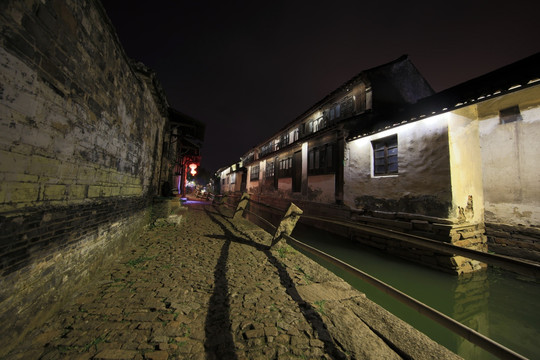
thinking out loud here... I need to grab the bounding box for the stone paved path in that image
[7,200,461,360]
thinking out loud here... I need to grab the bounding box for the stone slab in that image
[296,281,365,303]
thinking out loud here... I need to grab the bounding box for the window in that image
[292,129,299,142]
[499,105,522,124]
[278,157,293,178]
[244,152,254,165]
[307,117,325,135]
[265,161,274,178]
[230,172,236,184]
[325,103,342,123]
[250,165,260,181]
[260,141,275,157]
[341,96,354,117]
[372,135,398,176]
[308,143,335,175]
[279,133,289,149]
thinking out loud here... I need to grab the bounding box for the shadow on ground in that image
[202,205,346,359]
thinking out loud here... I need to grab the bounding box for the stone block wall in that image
[485,223,540,262]
[348,210,487,274]
[240,193,487,275]
[0,0,167,354]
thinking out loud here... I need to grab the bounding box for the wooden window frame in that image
[250,165,260,181]
[278,157,293,178]
[372,135,398,176]
[265,161,275,178]
[308,143,336,175]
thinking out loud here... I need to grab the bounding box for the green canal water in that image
[290,223,540,360]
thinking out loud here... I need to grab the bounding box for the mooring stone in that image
[233,193,251,220]
[271,202,303,247]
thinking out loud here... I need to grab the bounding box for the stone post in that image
[233,193,250,220]
[271,202,303,248]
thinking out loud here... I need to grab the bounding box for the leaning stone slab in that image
[349,297,462,360]
[325,304,403,360]
[296,281,364,303]
[271,202,303,247]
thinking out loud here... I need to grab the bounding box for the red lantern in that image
[188,163,198,176]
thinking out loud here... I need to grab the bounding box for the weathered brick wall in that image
[0,0,167,353]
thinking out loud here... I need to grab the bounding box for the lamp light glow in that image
[189,163,198,176]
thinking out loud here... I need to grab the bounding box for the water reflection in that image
[243,205,540,359]
[450,271,490,359]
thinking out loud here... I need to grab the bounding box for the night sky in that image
[101,0,539,174]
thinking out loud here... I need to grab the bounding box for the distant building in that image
[163,108,205,196]
[216,161,245,195]
[216,53,540,272]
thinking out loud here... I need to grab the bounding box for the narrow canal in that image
[289,222,540,360]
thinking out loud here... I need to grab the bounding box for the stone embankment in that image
[6,200,461,360]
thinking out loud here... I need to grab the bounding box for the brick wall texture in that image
[0,0,168,353]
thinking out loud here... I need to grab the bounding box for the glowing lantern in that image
[188,163,198,176]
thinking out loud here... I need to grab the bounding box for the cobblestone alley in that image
[6,201,460,360]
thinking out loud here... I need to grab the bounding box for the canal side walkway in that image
[7,200,461,360]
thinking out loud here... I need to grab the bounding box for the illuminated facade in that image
[219,55,434,201]
[216,162,245,194]
[217,53,540,269]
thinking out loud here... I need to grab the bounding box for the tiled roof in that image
[348,52,540,140]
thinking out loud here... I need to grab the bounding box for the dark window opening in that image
[308,143,336,175]
[372,135,398,176]
[499,105,522,124]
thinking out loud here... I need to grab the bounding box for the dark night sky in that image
[101,0,539,173]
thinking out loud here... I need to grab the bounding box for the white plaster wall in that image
[447,109,485,223]
[478,87,540,226]
[344,114,452,217]
[308,174,335,203]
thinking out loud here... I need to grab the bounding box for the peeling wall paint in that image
[447,109,484,224]
[307,174,335,203]
[478,86,540,226]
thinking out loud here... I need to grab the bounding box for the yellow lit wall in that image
[478,85,540,226]
[447,108,485,223]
